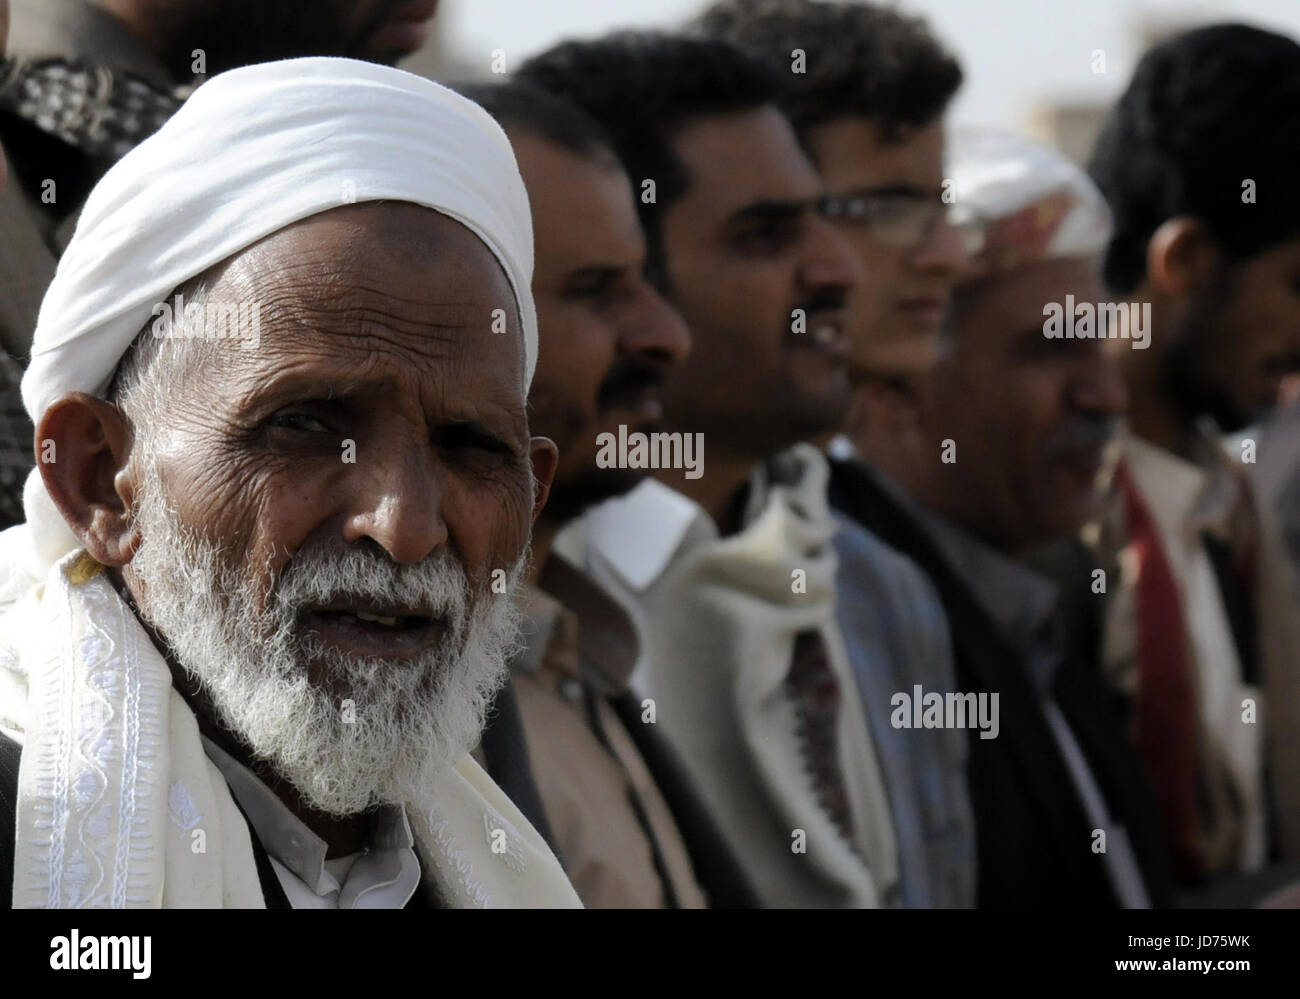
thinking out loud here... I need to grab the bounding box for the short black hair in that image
[517,31,780,286]
[1089,22,1300,294]
[694,0,962,147]
[451,79,619,170]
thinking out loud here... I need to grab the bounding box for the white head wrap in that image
[13,56,537,573]
[947,126,1111,273]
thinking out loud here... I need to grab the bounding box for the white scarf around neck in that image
[0,543,581,908]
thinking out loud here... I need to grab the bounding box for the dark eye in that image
[735,218,801,254]
[268,411,333,434]
[437,423,515,462]
[566,271,619,301]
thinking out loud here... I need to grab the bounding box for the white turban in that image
[12,56,538,573]
[23,56,538,418]
[947,126,1111,273]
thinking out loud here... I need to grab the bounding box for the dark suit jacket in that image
[827,458,1174,907]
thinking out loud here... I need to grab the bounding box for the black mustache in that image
[793,288,848,318]
[597,360,667,411]
[1264,352,1300,375]
[1043,418,1117,458]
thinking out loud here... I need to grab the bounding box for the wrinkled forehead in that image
[947,256,1103,338]
[164,203,528,413]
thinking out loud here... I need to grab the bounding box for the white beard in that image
[127,460,525,816]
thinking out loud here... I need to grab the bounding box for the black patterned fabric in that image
[0,55,182,160]
[0,350,32,530]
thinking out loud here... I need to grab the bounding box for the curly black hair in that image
[451,79,619,170]
[1089,23,1300,294]
[517,31,779,288]
[693,0,962,146]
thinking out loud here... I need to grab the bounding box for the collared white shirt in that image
[201,735,423,908]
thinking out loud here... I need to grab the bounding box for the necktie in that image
[787,629,857,848]
[1115,460,1203,880]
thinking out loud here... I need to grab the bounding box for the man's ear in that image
[528,435,558,525]
[1146,216,1220,298]
[36,392,139,567]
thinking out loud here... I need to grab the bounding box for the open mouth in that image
[603,387,664,423]
[792,311,848,356]
[301,599,445,658]
[897,297,948,328]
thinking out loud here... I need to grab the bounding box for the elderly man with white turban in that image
[0,56,580,908]
[826,128,1176,908]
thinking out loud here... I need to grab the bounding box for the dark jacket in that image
[827,458,1174,907]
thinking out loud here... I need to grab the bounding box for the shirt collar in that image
[570,444,830,593]
[200,734,416,899]
[573,478,706,592]
[540,554,639,692]
[1122,427,1243,541]
[513,555,641,693]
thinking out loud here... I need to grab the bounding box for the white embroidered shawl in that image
[0,536,581,908]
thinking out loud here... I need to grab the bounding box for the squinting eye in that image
[568,278,616,302]
[737,221,799,252]
[270,411,332,434]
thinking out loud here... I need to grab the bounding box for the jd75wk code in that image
[1130,935,1250,950]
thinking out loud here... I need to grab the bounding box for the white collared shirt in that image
[201,736,423,908]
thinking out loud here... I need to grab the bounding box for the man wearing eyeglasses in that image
[697,0,975,463]
[696,0,978,908]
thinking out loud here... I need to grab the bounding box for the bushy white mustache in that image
[128,461,524,816]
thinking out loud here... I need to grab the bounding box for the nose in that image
[800,214,863,297]
[341,445,449,564]
[911,214,970,277]
[619,280,691,365]
[1070,345,1128,419]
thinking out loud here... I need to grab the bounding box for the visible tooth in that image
[355,611,399,626]
[813,325,836,344]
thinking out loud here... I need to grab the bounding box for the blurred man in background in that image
[699,0,977,909]
[697,0,972,460]
[463,79,757,908]
[829,128,1173,907]
[1082,23,1300,896]
[524,31,970,908]
[2,0,439,243]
